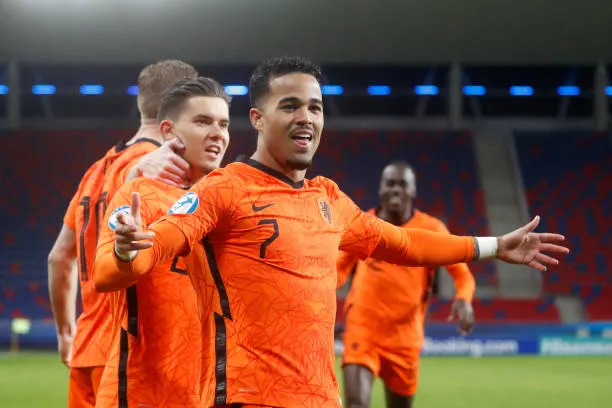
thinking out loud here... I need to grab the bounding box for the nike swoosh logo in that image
[252,203,274,212]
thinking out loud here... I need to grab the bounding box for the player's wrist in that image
[473,237,498,260]
[56,326,75,338]
[114,244,137,262]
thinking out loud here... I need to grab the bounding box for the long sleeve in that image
[445,263,476,302]
[369,219,475,266]
[336,250,359,289]
[94,220,189,289]
[429,219,476,302]
[93,169,234,291]
[325,177,477,266]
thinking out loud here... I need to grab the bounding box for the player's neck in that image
[190,168,206,185]
[379,203,413,226]
[250,149,307,183]
[129,119,163,144]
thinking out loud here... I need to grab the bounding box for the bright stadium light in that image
[126,85,139,96]
[367,85,391,96]
[557,86,580,96]
[414,85,439,95]
[606,86,612,96]
[32,84,56,95]
[0,85,8,95]
[509,86,534,96]
[80,85,104,95]
[463,85,487,96]
[321,85,344,95]
[224,85,248,96]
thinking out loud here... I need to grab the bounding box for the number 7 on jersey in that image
[258,218,279,258]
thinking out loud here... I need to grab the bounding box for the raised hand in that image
[114,192,154,260]
[129,138,191,187]
[497,216,569,271]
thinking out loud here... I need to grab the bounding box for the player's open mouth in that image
[204,145,221,158]
[291,131,313,148]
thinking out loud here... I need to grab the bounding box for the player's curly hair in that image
[249,56,324,108]
[157,76,231,122]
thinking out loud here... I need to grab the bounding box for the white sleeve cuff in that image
[475,237,498,260]
[114,245,137,262]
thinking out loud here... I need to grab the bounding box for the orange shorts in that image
[342,327,420,396]
[68,366,104,408]
[215,405,278,408]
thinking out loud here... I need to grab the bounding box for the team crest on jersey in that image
[108,205,131,231]
[168,192,199,215]
[317,198,333,225]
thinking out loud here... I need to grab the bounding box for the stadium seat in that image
[0,129,496,319]
[514,130,612,319]
[427,297,561,322]
[0,130,116,319]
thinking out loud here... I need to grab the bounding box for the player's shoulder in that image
[194,163,243,191]
[119,176,156,194]
[74,155,109,195]
[414,209,448,230]
[124,177,183,201]
[109,137,161,167]
[121,137,161,153]
[79,157,106,183]
[309,176,343,200]
[123,137,161,155]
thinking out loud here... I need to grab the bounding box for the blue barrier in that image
[421,336,540,356]
[3,319,612,355]
[539,337,612,356]
[0,319,58,349]
[424,322,612,338]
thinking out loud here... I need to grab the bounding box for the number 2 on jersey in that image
[258,218,279,258]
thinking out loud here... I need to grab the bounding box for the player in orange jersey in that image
[93,77,231,408]
[94,56,569,408]
[338,161,476,408]
[48,59,197,408]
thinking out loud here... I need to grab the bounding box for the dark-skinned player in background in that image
[337,161,476,408]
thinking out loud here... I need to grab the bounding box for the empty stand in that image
[427,297,560,323]
[0,130,127,320]
[514,130,612,320]
[0,129,495,319]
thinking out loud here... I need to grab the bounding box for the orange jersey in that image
[95,178,202,408]
[94,159,476,408]
[338,209,475,349]
[101,137,162,201]
[63,138,160,367]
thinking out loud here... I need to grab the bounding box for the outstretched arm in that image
[343,212,568,270]
[369,220,477,265]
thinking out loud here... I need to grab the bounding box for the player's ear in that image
[249,107,264,132]
[159,120,174,140]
